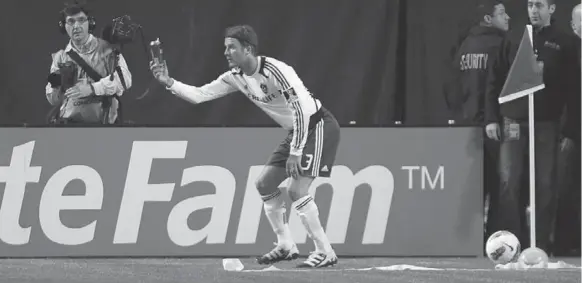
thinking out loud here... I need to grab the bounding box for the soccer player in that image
[150,25,340,268]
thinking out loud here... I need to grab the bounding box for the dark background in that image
[0,0,578,126]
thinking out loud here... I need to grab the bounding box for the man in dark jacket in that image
[446,0,510,124]
[553,3,581,256]
[484,0,580,253]
[444,0,510,241]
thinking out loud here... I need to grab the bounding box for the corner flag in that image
[498,27,545,104]
[496,25,547,250]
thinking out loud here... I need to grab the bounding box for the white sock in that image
[263,190,294,249]
[293,195,333,253]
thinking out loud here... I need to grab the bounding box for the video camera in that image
[47,61,78,92]
[102,15,143,45]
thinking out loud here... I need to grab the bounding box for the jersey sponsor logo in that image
[247,92,277,103]
[0,141,394,247]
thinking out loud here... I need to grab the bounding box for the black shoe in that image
[256,245,299,265]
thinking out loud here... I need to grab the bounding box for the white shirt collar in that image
[64,34,95,52]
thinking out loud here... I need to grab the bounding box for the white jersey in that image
[168,56,322,156]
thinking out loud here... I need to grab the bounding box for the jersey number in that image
[301,154,314,170]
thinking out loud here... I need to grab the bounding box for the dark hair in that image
[477,0,505,19]
[449,0,504,63]
[60,0,91,21]
[224,25,259,55]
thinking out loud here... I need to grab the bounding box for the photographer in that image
[45,1,132,125]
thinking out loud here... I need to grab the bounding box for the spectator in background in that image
[553,3,581,256]
[485,0,580,254]
[572,4,581,38]
[444,0,510,241]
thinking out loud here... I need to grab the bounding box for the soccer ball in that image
[485,230,521,265]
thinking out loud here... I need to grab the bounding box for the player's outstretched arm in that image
[150,61,238,104]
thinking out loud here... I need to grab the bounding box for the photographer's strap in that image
[115,65,128,91]
[67,50,103,82]
[66,50,124,124]
[66,50,127,90]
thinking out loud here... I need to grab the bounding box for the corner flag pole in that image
[525,25,537,249]
[498,24,544,249]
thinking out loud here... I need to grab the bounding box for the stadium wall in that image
[0,127,483,257]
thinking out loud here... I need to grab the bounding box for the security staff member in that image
[484,0,580,253]
[446,0,510,124]
[444,0,510,242]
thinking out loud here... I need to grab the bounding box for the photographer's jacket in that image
[485,21,580,137]
[45,34,132,123]
[445,26,506,124]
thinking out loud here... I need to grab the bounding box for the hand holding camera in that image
[150,61,173,87]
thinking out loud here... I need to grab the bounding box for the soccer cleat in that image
[296,251,338,268]
[256,244,299,265]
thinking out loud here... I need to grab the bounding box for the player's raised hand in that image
[150,61,173,87]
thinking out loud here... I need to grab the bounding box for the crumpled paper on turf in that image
[373,265,443,271]
[222,258,245,271]
[495,261,579,270]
